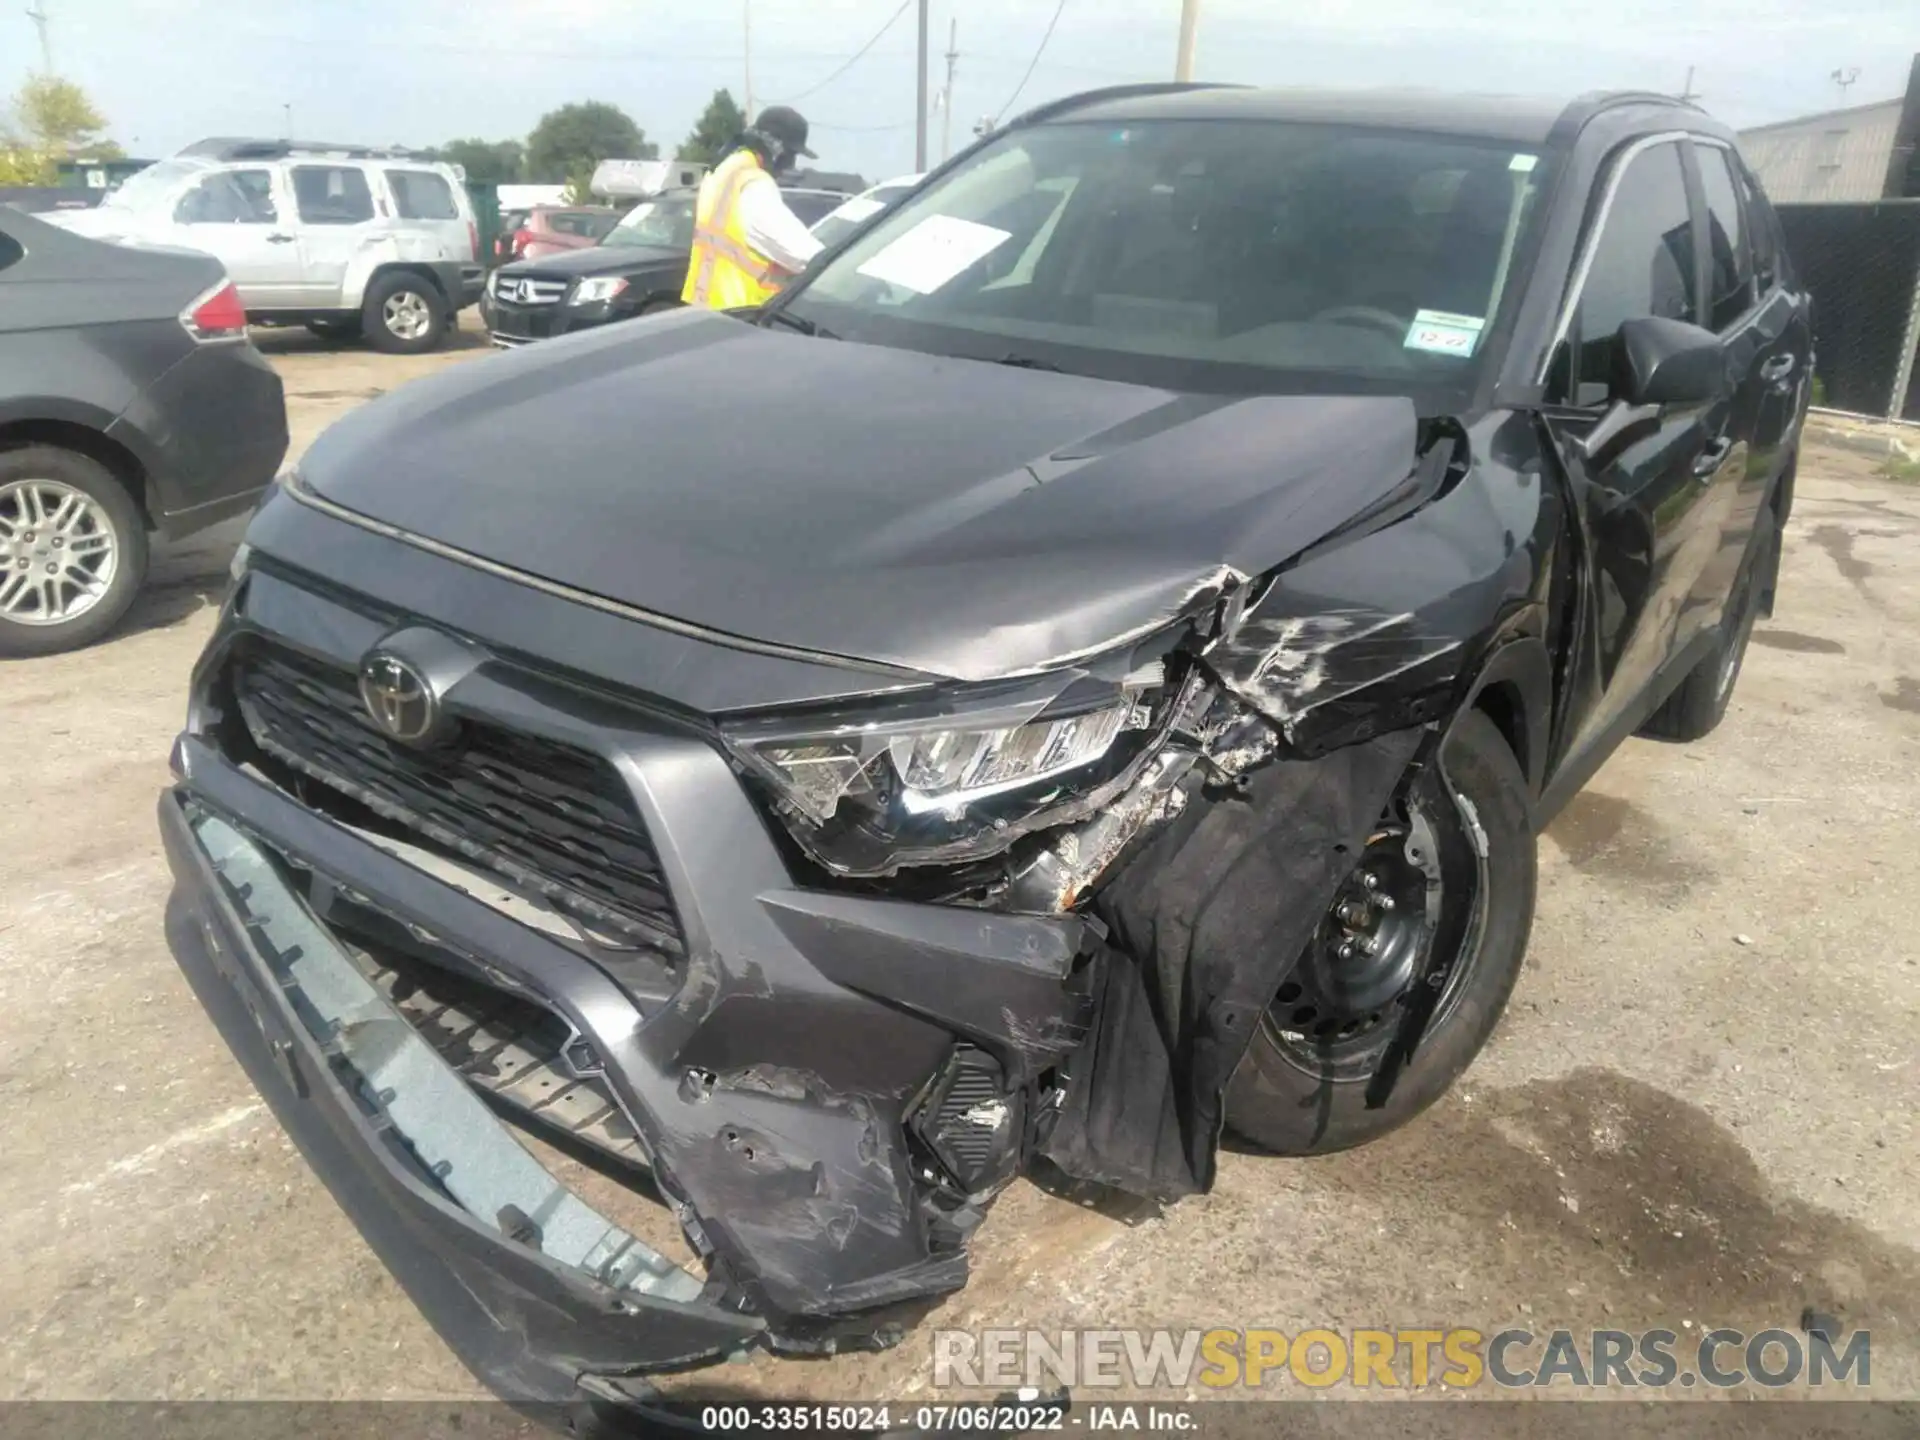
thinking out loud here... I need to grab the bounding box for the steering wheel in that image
[1308,305,1410,339]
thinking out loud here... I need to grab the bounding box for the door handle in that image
[266,233,296,244]
[1760,354,1795,383]
[1692,436,1733,479]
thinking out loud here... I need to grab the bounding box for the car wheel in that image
[1637,520,1773,744]
[0,446,150,658]
[305,316,363,341]
[1225,708,1535,1155]
[363,273,448,354]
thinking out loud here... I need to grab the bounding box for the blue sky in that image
[2,0,1915,182]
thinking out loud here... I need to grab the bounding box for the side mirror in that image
[1617,315,1728,407]
[1579,316,1728,466]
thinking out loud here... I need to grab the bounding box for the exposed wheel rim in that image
[0,478,119,626]
[1261,775,1489,1081]
[383,291,433,341]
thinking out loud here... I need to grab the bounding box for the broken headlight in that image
[723,663,1185,876]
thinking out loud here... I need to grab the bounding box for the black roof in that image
[1029,85,1707,145]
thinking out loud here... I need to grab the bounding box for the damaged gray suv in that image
[161,84,1808,1422]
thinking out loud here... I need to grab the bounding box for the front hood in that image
[297,310,1419,682]
[503,244,684,279]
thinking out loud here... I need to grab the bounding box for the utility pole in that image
[1678,67,1699,103]
[1174,0,1199,82]
[940,18,959,164]
[743,0,754,117]
[914,0,930,172]
[283,103,292,140]
[25,0,52,71]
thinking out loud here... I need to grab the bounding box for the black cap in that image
[754,105,817,159]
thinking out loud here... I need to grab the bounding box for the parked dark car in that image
[1,207,287,655]
[481,185,848,346]
[161,85,1807,1422]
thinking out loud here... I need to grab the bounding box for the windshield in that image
[604,193,695,248]
[786,120,1546,397]
[97,158,207,211]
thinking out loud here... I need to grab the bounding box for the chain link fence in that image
[1776,200,1920,421]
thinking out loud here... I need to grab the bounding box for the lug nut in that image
[1338,940,1356,960]
[1360,871,1379,890]
[1375,894,1396,911]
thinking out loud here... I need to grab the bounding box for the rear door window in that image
[292,166,376,225]
[175,169,278,224]
[1694,144,1753,330]
[385,169,460,220]
[1574,140,1698,400]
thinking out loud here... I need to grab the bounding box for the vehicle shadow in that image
[250,324,492,356]
[118,569,227,639]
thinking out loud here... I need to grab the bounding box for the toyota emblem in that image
[358,651,441,744]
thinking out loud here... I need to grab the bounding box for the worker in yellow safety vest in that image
[682,106,826,310]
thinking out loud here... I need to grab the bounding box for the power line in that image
[776,0,915,105]
[995,0,1070,122]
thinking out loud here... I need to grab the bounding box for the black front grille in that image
[233,647,684,956]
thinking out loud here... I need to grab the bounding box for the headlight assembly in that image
[570,276,629,306]
[722,658,1202,877]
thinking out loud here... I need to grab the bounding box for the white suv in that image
[49,139,485,353]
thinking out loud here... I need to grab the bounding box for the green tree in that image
[0,74,119,184]
[15,74,118,156]
[435,137,524,185]
[524,102,653,185]
[679,89,746,167]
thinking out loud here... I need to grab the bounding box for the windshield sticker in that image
[1404,309,1486,358]
[1509,152,1539,173]
[827,196,885,225]
[854,215,1012,294]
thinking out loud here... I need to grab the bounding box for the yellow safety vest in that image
[682,151,787,310]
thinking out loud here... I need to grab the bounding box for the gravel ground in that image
[2,323,1914,1408]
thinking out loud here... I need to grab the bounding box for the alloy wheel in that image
[384,291,433,341]
[0,478,119,626]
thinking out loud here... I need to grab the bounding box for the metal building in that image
[1737,57,1920,204]
[1740,98,1905,203]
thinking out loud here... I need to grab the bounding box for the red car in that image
[495,205,619,264]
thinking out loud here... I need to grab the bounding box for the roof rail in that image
[1577,89,1707,118]
[176,137,439,163]
[1002,82,1250,131]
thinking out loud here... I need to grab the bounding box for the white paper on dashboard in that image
[854,215,1012,294]
[826,196,885,224]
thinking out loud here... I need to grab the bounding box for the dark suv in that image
[482,186,849,346]
[160,85,1808,1421]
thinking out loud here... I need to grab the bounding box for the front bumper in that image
[160,796,764,1407]
[487,297,620,347]
[161,576,1098,1388]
